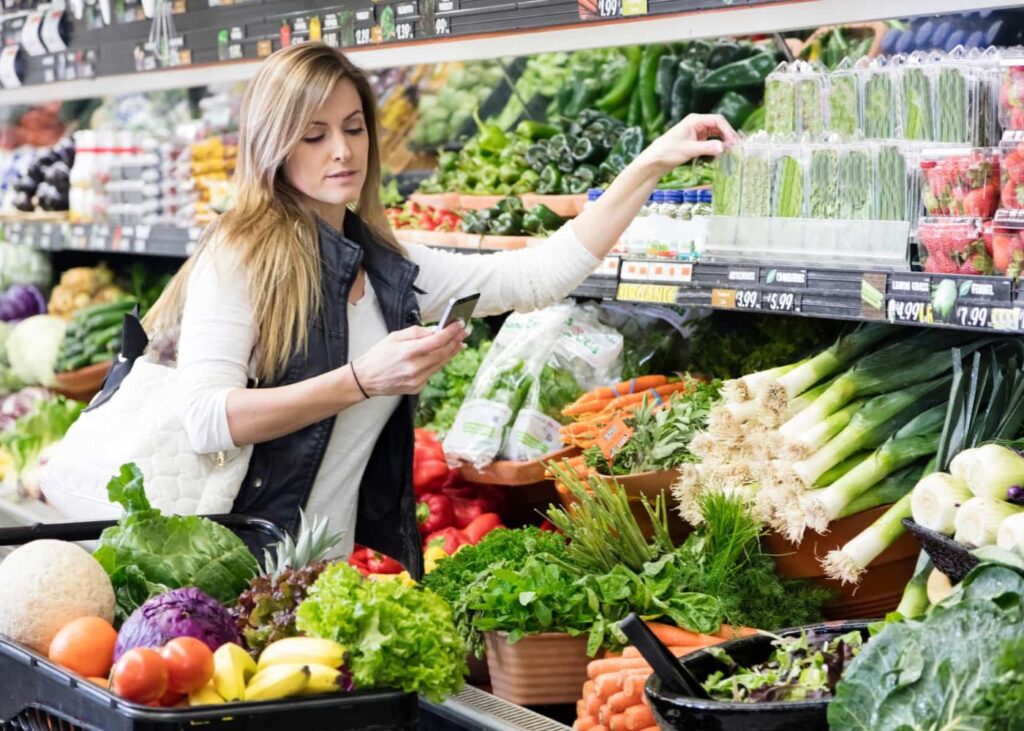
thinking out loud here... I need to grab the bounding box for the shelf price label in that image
[434,16,450,35]
[712,288,759,310]
[595,0,621,17]
[616,282,678,304]
[762,291,799,313]
[955,304,990,330]
[395,21,414,41]
[354,27,373,45]
[991,307,1022,332]
[887,298,933,325]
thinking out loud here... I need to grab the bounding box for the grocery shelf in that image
[420,685,571,731]
[0,0,1018,105]
[3,220,198,258]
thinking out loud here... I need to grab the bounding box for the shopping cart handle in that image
[0,513,289,546]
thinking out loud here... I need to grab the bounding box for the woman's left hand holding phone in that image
[352,322,468,397]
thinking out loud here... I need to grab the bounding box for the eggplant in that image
[13,190,33,212]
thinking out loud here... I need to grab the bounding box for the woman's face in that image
[283,77,369,213]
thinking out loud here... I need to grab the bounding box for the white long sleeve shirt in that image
[175,222,599,552]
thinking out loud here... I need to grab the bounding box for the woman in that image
[144,42,737,575]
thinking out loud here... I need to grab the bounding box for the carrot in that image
[607,690,642,713]
[716,624,760,640]
[587,657,652,678]
[623,705,655,731]
[603,383,693,412]
[608,712,628,731]
[575,717,598,731]
[621,644,703,659]
[577,700,588,718]
[567,377,670,411]
[594,672,626,700]
[585,692,602,717]
[647,622,723,648]
[622,672,652,698]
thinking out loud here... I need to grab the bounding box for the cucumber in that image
[64,354,91,371]
[79,298,136,321]
[83,308,129,333]
[84,323,122,351]
[89,351,114,365]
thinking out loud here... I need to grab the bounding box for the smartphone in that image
[435,293,480,332]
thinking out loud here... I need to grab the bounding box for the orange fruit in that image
[48,616,118,678]
[87,676,109,689]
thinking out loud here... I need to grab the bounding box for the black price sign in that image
[955,304,990,329]
[395,20,414,40]
[735,289,760,310]
[437,0,457,9]
[597,0,622,16]
[887,298,933,324]
[763,291,799,313]
[434,16,450,34]
[354,27,372,45]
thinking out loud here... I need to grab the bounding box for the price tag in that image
[257,39,272,56]
[955,304,990,330]
[598,256,620,277]
[395,20,414,41]
[763,268,807,287]
[622,0,647,15]
[762,291,799,312]
[712,288,759,310]
[991,307,1020,332]
[595,414,634,462]
[887,298,933,324]
[354,27,372,45]
[437,0,457,10]
[616,283,678,304]
[433,16,450,35]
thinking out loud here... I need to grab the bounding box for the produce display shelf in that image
[2,221,198,258]
[420,685,571,731]
[0,0,1015,105]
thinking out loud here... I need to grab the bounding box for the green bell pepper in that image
[498,164,523,185]
[515,120,559,141]
[598,125,644,180]
[597,46,643,112]
[658,55,680,121]
[525,143,551,171]
[711,91,756,129]
[571,136,604,164]
[510,169,540,195]
[438,151,457,173]
[707,40,750,69]
[461,210,486,234]
[697,52,777,92]
[490,211,524,236]
[496,196,524,214]
[680,39,713,67]
[537,164,563,195]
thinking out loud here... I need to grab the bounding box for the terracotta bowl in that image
[484,631,590,706]
[409,192,460,210]
[458,194,507,211]
[52,360,111,403]
[459,446,579,487]
[520,193,588,218]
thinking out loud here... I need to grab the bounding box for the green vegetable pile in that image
[94,464,259,624]
[828,68,860,136]
[460,196,566,237]
[830,557,1024,730]
[417,327,491,438]
[412,62,505,146]
[296,562,467,701]
[54,299,136,372]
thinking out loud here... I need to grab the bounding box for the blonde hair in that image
[145,42,401,383]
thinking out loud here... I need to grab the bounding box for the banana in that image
[189,681,227,706]
[213,642,257,702]
[303,663,344,696]
[257,637,345,671]
[243,663,310,702]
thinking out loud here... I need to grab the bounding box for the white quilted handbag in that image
[40,354,252,520]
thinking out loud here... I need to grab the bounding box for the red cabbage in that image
[113,587,241,661]
[0,285,46,323]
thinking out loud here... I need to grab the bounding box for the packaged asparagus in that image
[860,57,900,139]
[808,139,840,219]
[935,48,977,144]
[739,134,772,218]
[795,61,827,136]
[765,62,798,135]
[875,141,910,222]
[828,58,861,137]
[970,47,1002,146]
[771,143,807,219]
[838,141,875,220]
[899,53,935,141]
[712,143,743,216]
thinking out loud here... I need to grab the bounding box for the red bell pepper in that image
[348,546,373,576]
[348,546,404,576]
[425,526,468,555]
[462,512,504,545]
[416,493,455,537]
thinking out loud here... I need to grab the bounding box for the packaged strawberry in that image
[992,210,1024,278]
[920,147,1000,218]
[999,57,1024,131]
[918,217,993,275]
[1000,131,1024,210]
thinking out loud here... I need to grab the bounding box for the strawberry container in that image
[992,210,1024,278]
[999,57,1024,131]
[919,147,1000,217]
[1000,131,1024,209]
[917,217,993,275]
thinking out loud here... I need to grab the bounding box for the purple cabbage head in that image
[114,587,241,661]
[0,285,46,323]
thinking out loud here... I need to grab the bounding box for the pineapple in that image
[232,510,344,656]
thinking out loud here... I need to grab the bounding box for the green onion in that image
[953,497,1023,547]
[791,376,951,488]
[894,551,933,619]
[997,512,1024,554]
[800,404,946,534]
[949,444,1024,500]
[822,493,913,585]
[910,472,972,535]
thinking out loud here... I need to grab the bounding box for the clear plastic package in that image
[1000,131,1024,209]
[899,53,936,141]
[808,141,840,219]
[969,47,1002,146]
[739,135,772,219]
[771,144,807,218]
[999,55,1024,131]
[712,144,742,216]
[935,48,977,144]
[992,209,1024,277]
[765,63,797,136]
[861,58,901,139]
[917,216,992,275]
[828,59,861,137]
[919,147,1000,217]
[838,142,875,220]
[875,141,910,222]
[795,61,827,136]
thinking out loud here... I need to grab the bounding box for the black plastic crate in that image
[0,515,418,731]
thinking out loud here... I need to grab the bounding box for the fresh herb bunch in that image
[838,146,874,220]
[773,153,806,218]
[828,72,859,136]
[864,72,897,138]
[937,66,969,144]
[875,144,907,222]
[538,364,584,423]
[797,76,825,135]
[809,148,839,219]
[901,67,934,141]
[740,150,771,218]
[713,146,743,216]
[583,377,722,476]
[765,76,796,135]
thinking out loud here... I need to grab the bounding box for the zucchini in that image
[80,298,135,320]
[84,323,122,351]
[83,308,129,333]
[64,354,91,371]
[89,351,114,365]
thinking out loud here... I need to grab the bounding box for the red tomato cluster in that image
[386,202,461,232]
[111,638,215,706]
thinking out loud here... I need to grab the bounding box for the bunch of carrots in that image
[573,622,758,731]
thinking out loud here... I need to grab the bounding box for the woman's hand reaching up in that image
[635,113,741,178]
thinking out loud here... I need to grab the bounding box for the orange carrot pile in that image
[571,622,759,731]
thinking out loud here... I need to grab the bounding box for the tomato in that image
[110,648,169,704]
[159,637,215,695]
[158,688,185,707]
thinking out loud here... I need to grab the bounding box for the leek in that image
[791,377,951,488]
[949,444,1024,500]
[839,461,926,517]
[997,512,1024,554]
[910,472,972,535]
[723,363,799,404]
[822,492,913,584]
[800,405,947,533]
[952,496,1023,547]
[759,378,837,429]
[760,324,896,413]
[779,330,975,441]
[782,400,865,461]
[894,551,934,619]
[816,451,873,487]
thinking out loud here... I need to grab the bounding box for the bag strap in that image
[85,307,149,413]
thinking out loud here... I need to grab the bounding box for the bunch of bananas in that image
[191,637,348,704]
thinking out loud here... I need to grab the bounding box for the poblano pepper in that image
[639,44,667,137]
[567,164,599,194]
[680,39,713,67]
[698,52,777,92]
[658,55,680,120]
[537,164,563,194]
[490,210,523,236]
[525,143,551,171]
[496,196,524,214]
[707,40,753,69]
[670,63,697,123]
[597,45,643,112]
[522,204,565,234]
[571,136,604,164]
[711,91,756,129]
[599,126,644,180]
